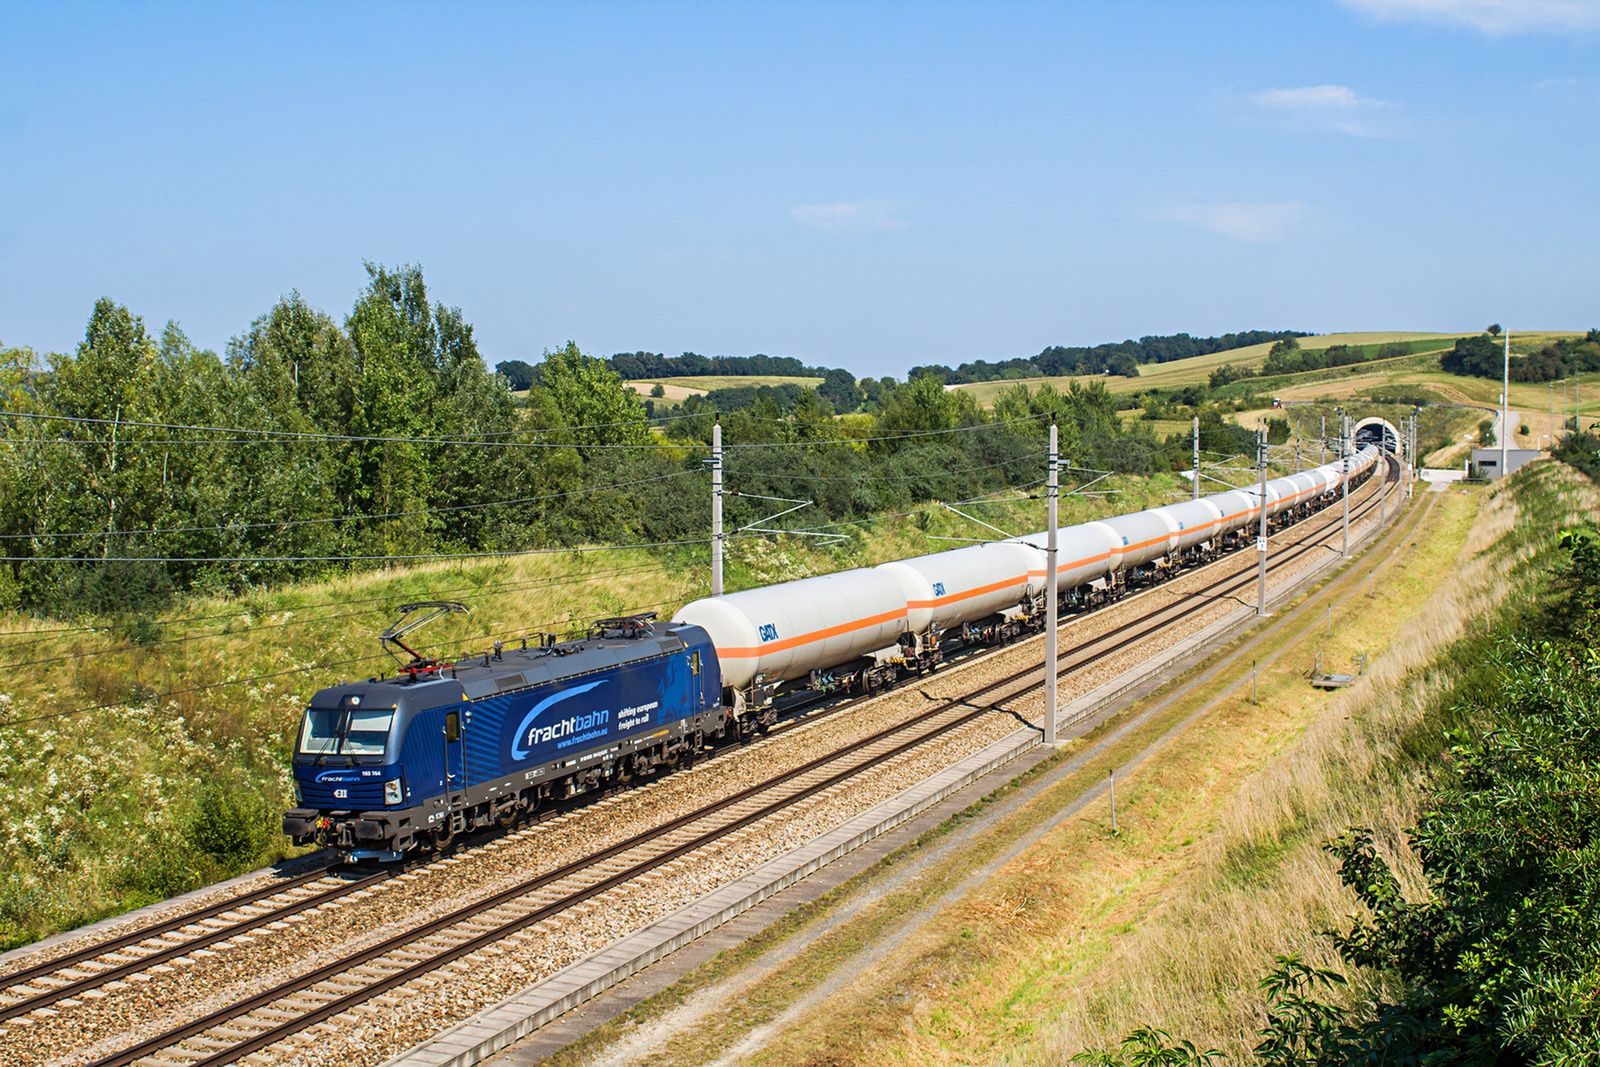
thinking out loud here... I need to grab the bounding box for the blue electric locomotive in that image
[283,606,725,860]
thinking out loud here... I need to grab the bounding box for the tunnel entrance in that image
[1353,416,1401,454]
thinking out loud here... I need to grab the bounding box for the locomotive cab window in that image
[342,709,394,755]
[297,707,394,755]
[298,709,343,754]
[444,710,461,741]
[690,651,701,675]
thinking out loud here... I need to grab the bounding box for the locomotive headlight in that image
[384,778,403,806]
[293,780,302,804]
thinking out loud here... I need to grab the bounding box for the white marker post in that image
[1045,417,1059,745]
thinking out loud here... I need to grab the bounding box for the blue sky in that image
[1,1,1596,376]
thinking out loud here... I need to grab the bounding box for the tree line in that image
[1441,329,1600,383]
[0,264,1200,618]
[511,329,1312,399]
[910,329,1309,385]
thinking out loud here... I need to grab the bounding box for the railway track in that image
[75,462,1403,1067]
[768,457,1395,739]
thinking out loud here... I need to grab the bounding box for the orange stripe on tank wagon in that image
[718,606,910,659]
[905,574,1029,609]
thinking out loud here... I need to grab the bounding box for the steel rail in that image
[765,458,1391,739]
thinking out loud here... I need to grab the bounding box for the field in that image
[625,374,823,401]
[950,331,1469,405]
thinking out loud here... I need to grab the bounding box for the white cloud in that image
[1342,0,1600,35]
[1155,202,1309,243]
[789,200,909,233]
[1241,84,1398,137]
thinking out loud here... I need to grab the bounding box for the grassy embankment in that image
[0,464,1256,951]
[539,460,1596,1066]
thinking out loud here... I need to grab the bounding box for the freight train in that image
[285,445,1381,859]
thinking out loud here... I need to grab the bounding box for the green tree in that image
[0,343,39,413]
[817,367,860,411]
[494,359,537,391]
[876,372,981,449]
[345,263,445,553]
[532,341,650,451]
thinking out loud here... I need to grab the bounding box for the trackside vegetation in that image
[1074,459,1600,1065]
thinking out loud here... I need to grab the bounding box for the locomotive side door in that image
[690,649,705,713]
[443,707,465,803]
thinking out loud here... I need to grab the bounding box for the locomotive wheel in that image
[431,824,454,851]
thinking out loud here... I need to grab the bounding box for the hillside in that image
[0,460,1209,949]
[952,331,1469,404]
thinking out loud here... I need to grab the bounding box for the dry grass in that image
[1040,467,1597,1060]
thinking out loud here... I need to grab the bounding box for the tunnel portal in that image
[1352,416,1401,454]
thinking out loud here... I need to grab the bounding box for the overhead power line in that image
[0,407,712,441]
[0,410,1049,450]
[723,457,1033,482]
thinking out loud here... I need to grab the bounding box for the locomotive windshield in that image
[298,708,394,756]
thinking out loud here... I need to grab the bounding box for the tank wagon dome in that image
[673,568,908,690]
[875,540,1041,634]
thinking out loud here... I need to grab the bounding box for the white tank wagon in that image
[1154,498,1229,555]
[673,568,909,728]
[1266,471,1323,517]
[875,540,1042,655]
[1206,488,1262,538]
[1015,521,1129,604]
